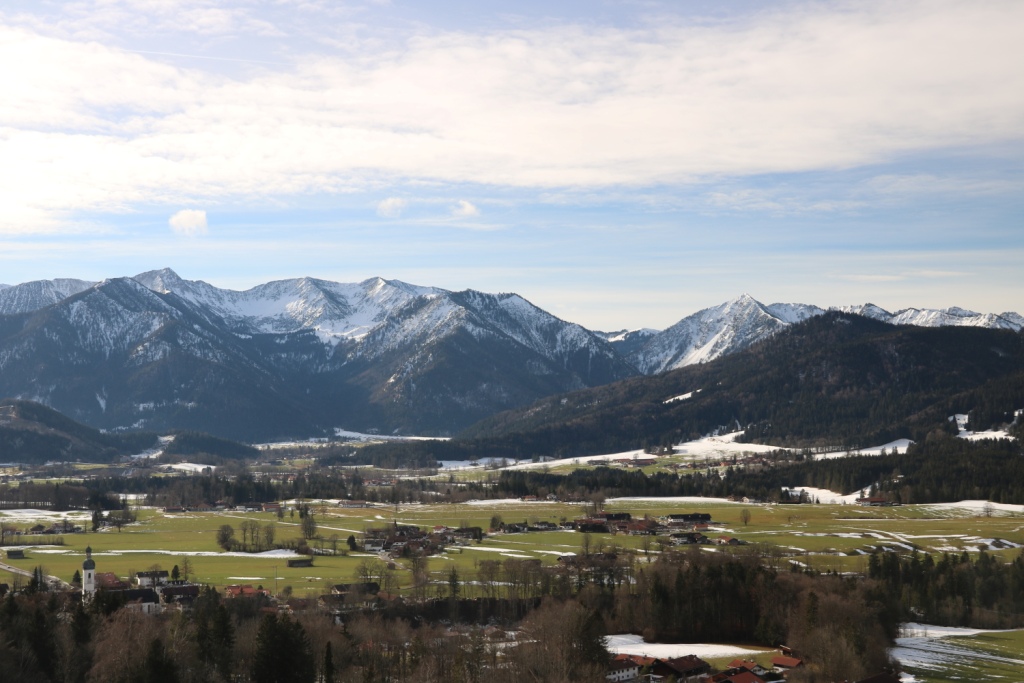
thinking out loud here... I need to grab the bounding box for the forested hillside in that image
[0,399,156,464]
[413,313,1024,461]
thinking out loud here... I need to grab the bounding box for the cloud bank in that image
[0,1,1022,234]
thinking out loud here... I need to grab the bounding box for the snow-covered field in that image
[950,413,1016,442]
[604,633,769,659]
[17,548,301,559]
[920,500,1024,517]
[781,486,863,505]
[607,496,743,505]
[169,462,215,473]
[892,623,1024,678]
[0,509,93,522]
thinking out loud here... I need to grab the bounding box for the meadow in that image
[3,496,1022,595]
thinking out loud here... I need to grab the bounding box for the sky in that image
[0,0,1022,331]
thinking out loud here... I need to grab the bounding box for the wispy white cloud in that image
[376,197,407,217]
[169,209,208,236]
[451,200,480,218]
[839,274,906,283]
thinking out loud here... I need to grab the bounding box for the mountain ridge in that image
[1,268,1020,440]
[0,269,635,439]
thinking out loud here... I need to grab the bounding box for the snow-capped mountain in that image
[626,294,824,374]
[0,278,94,315]
[0,268,1019,439]
[132,268,442,343]
[835,303,1024,332]
[627,296,1022,375]
[0,269,635,439]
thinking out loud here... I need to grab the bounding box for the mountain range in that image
[0,268,1019,440]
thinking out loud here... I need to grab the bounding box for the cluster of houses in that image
[607,653,712,682]
[362,523,483,556]
[354,513,749,561]
[2,519,85,539]
[606,653,899,683]
[218,581,396,620]
[493,511,747,548]
[79,548,200,614]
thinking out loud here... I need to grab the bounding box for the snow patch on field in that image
[464,498,549,506]
[815,438,915,459]
[0,509,93,522]
[605,633,768,659]
[781,486,862,505]
[891,623,1024,673]
[608,496,740,505]
[169,462,215,473]
[920,500,1024,516]
[672,431,787,458]
[949,414,1016,442]
[71,549,302,559]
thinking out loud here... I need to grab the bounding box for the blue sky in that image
[1,0,1021,330]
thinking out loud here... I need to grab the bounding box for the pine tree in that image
[322,642,334,683]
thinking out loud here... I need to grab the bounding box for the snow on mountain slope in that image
[131,270,631,379]
[133,268,441,343]
[888,307,1020,330]
[835,303,893,321]
[0,278,95,315]
[632,296,1023,375]
[630,294,794,374]
[764,302,825,324]
[456,290,620,363]
[1001,312,1024,329]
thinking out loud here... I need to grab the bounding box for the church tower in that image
[82,546,96,602]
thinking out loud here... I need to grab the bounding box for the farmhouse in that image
[610,653,711,681]
[135,570,170,587]
[771,655,803,672]
[224,584,270,599]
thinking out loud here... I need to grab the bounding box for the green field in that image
[2,498,1023,593]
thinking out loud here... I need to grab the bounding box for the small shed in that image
[286,557,314,568]
[5,549,25,560]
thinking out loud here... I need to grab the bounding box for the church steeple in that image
[82,546,96,601]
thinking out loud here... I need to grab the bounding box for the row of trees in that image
[869,548,1024,629]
